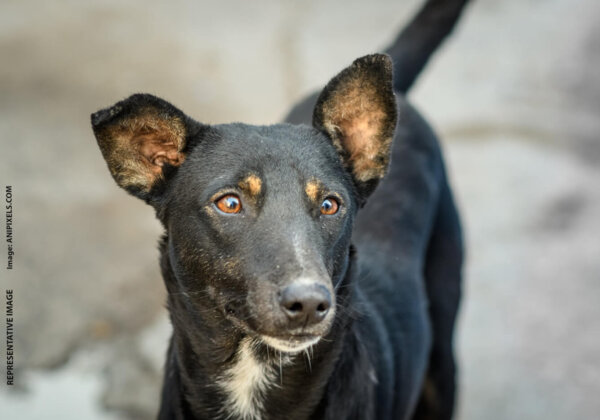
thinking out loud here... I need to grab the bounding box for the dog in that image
[91,0,468,418]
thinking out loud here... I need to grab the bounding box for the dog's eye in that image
[215,194,242,214]
[320,197,339,215]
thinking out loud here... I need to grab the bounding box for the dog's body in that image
[92,1,467,419]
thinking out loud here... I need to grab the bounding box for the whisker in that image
[279,351,283,385]
[304,348,312,373]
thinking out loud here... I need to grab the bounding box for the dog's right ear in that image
[312,54,397,201]
[91,94,197,201]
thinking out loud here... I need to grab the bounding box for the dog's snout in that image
[279,283,331,327]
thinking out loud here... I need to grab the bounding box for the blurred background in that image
[1,0,599,418]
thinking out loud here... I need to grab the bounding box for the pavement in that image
[1,0,599,418]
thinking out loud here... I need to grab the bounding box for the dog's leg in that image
[413,180,463,420]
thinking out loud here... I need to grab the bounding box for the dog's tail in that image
[385,0,470,94]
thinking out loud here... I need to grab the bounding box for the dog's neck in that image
[157,245,374,420]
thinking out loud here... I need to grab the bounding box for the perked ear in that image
[313,54,397,198]
[91,94,192,200]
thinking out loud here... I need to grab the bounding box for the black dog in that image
[91,1,468,418]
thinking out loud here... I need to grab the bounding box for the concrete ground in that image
[1,0,599,418]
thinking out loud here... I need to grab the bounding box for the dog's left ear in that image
[313,54,397,199]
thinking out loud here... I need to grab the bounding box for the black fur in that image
[91,1,468,419]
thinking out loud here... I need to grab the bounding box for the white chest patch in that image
[218,338,276,420]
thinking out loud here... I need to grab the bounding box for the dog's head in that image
[91,54,397,353]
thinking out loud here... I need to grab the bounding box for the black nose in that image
[279,283,331,328]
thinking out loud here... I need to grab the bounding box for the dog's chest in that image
[217,338,278,420]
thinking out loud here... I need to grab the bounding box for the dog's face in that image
[164,123,357,351]
[91,54,397,353]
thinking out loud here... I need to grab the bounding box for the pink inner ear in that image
[326,96,390,181]
[96,105,187,193]
[134,134,184,174]
[153,149,184,167]
[337,111,384,161]
[314,54,397,184]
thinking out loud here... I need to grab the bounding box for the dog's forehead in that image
[213,122,329,157]
[187,122,346,183]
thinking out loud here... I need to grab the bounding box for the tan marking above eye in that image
[305,180,322,203]
[238,174,262,197]
[215,194,242,214]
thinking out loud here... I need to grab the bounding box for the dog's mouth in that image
[260,334,321,353]
[222,307,325,353]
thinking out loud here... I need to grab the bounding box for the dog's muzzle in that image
[259,279,334,353]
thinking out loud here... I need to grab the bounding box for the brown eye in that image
[215,194,242,214]
[320,197,339,215]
